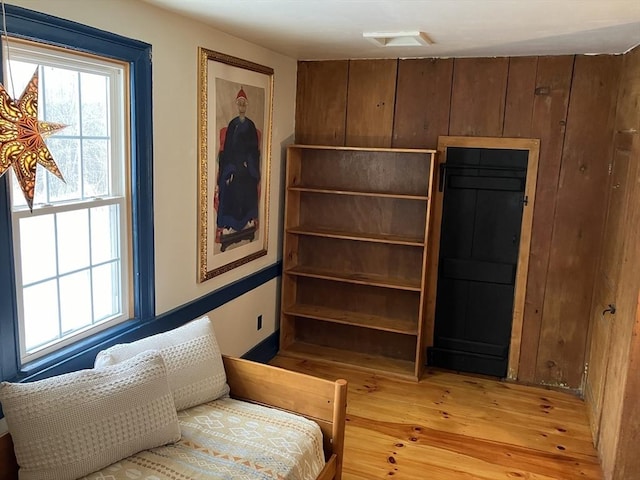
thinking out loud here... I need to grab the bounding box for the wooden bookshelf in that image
[285,265,422,291]
[279,145,436,380]
[287,226,425,246]
[282,342,417,379]
[283,303,419,335]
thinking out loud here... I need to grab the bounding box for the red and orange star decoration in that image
[0,69,66,211]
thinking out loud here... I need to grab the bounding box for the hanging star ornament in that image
[0,69,67,211]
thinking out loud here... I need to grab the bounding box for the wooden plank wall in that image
[295,54,621,390]
[593,46,640,480]
[518,57,574,382]
[346,60,397,147]
[535,55,621,387]
[295,60,349,146]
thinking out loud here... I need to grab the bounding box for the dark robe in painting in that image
[216,116,260,233]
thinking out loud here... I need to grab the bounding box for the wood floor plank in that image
[345,397,596,458]
[271,356,602,480]
[346,418,599,480]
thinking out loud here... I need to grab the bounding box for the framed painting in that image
[197,48,273,281]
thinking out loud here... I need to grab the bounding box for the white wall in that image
[9,0,297,355]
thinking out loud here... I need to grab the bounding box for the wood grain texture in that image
[416,149,437,378]
[584,131,633,442]
[393,58,453,148]
[535,55,622,388]
[293,54,627,397]
[280,145,435,380]
[599,148,640,479]
[271,355,602,480]
[295,148,432,196]
[612,291,640,480]
[296,276,421,327]
[503,56,538,137]
[509,139,540,380]
[296,61,349,145]
[293,320,417,361]
[596,46,640,480]
[345,60,398,147]
[518,56,575,384]
[297,236,423,284]
[449,57,509,137]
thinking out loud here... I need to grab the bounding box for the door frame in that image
[424,136,540,380]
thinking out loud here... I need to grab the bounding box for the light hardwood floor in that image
[270,356,602,480]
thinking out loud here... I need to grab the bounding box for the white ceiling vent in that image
[363,31,433,47]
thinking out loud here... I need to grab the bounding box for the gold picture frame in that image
[197,48,273,281]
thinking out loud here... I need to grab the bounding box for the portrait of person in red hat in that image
[214,85,262,251]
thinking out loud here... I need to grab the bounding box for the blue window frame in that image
[0,4,153,382]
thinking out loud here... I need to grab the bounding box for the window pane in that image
[6,60,38,100]
[91,204,119,264]
[11,164,48,208]
[8,38,134,363]
[42,66,80,135]
[57,209,90,274]
[92,262,121,321]
[81,72,109,137]
[19,214,57,285]
[59,270,92,334]
[46,138,82,202]
[23,280,59,351]
[83,139,110,197]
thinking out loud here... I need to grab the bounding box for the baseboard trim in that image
[242,330,280,364]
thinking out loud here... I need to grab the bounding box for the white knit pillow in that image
[94,316,229,410]
[0,350,180,480]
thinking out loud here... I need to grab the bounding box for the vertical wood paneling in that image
[293,52,627,394]
[393,58,453,148]
[345,59,397,147]
[518,56,575,383]
[613,290,640,480]
[535,55,622,387]
[598,140,640,479]
[503,57,538,137]
[295,60,349,145]
[596,46,640,480]
[449,58,509,136]
[583,138,632,441]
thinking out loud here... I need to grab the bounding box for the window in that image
[7,42,131,362]
[0,4,153,381]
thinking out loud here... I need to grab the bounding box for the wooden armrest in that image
[222,355,347,479]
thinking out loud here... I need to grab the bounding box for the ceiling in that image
[142,0,640,60]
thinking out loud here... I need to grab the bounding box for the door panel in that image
[429,147,528,377]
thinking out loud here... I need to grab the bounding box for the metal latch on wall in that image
[602,303,616,317]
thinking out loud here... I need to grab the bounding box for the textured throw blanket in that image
[81,397,325,480]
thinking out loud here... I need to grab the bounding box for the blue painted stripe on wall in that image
[18,262,282,383]
[0,263,281,419]
[0,262,282,418]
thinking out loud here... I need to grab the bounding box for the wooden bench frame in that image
[0,355,348,480]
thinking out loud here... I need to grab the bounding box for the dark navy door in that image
[428,147,528,377]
